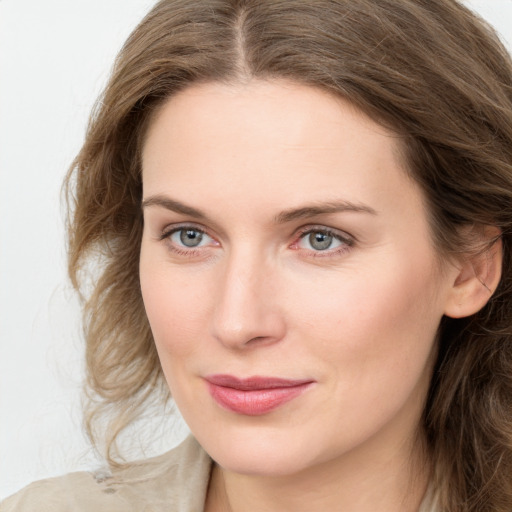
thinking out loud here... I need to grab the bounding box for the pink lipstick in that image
[205,374,314,416]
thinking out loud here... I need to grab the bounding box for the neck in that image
[205,433,430,512]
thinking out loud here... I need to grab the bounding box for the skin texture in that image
[139,80,468,511]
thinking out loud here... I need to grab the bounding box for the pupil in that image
[180,229,203,247]
[309,232,332,250]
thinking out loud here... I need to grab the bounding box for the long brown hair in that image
[66,1,512,510]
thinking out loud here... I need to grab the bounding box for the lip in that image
[205,374,315,416]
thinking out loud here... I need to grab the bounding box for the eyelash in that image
[291,226,354,258]
[159,224,215,257]
[159,224,354,258]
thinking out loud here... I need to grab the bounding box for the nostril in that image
[247,336,266,344]
[244,335,277,347]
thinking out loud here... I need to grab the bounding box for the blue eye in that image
[168,228,212,248]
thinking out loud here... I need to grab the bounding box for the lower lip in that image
[206,381,313,416]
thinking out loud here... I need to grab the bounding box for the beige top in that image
[1,436,438,512]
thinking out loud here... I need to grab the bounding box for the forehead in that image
[141,79,422,224]
[143,79,400,159]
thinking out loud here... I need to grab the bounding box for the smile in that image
[204,375,315,416]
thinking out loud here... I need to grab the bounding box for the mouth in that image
[204,374,315,416]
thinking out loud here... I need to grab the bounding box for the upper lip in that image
[204,374,314,390]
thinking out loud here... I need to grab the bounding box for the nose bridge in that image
[211,243,284,348]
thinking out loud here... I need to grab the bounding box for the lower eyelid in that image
[309,244,352,257]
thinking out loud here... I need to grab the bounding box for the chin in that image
[194,423,327,477]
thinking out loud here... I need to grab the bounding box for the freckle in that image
[103,488,117,494]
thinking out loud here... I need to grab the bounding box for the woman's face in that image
[140,80,459,476]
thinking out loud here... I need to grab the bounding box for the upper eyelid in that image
[294,224,354,241]
[161,223,210,238]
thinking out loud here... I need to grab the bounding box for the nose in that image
[211,248,286,350]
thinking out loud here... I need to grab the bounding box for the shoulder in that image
[0,436,212,512]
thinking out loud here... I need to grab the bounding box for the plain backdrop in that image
[1,0,512,500]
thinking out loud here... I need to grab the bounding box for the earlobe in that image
[444,233,502,319]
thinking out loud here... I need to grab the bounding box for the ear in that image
[444,228,502,319]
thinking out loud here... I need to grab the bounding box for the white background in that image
[1,0,512,500]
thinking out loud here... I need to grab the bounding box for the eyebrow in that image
[141,196,207,219]
[274,201,378,223]
[141,195,377,223]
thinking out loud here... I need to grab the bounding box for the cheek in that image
[289,255,443,383]
[139,253,212,360]
[280,258,443,447]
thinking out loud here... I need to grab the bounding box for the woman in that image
[3,0,512,511]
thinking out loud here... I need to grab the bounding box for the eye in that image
[301,231,341,251]
[162,226,216,250]
[293,227,353,254]
[172,228,207,248]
